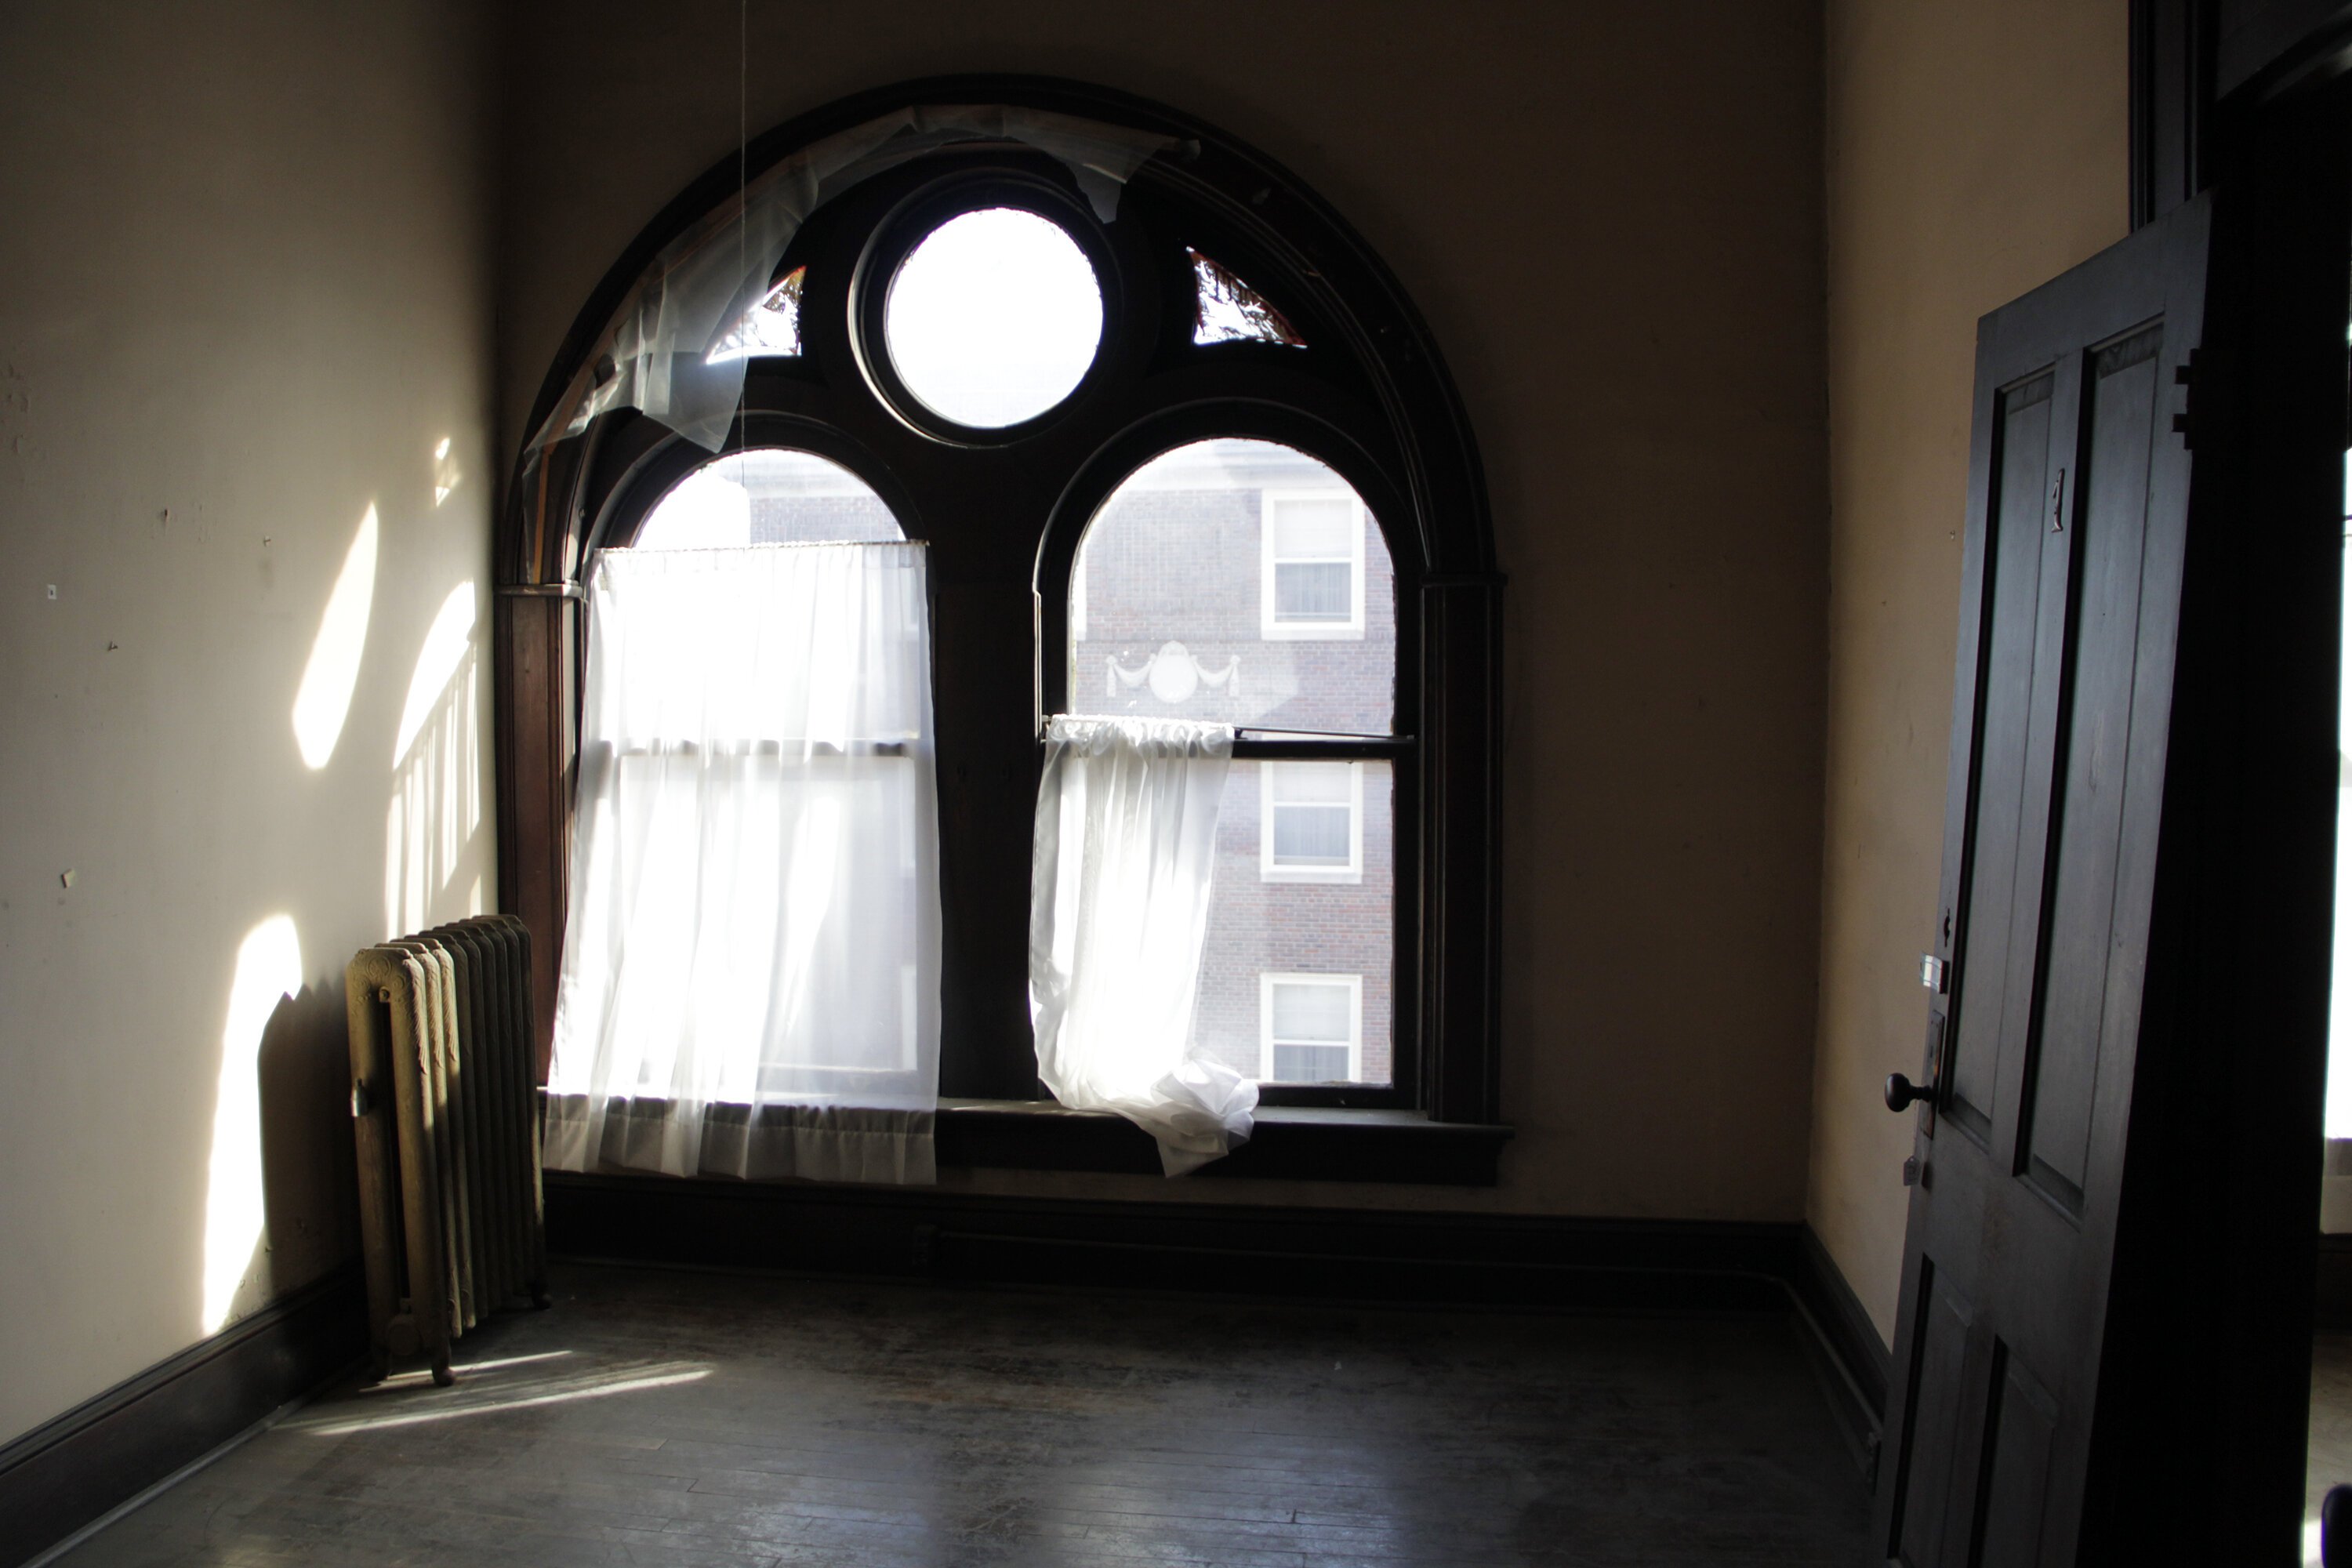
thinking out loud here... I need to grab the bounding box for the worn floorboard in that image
[54,1261,1869,1566]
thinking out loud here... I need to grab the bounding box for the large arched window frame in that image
[496,78,1501,1140]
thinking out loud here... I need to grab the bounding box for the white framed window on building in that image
[1260,760,1363,882]
[1261,972,1363,1083]
[1260,490,1366,639]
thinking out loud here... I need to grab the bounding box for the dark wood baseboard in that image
[1787,1224,1892,1483]
[548,1171,1805,1310]
[0,1263,368,1568]
[546,1171,1899,1430]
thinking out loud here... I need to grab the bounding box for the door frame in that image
[2089,74,2351,1550]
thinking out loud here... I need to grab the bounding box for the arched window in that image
[634,449,904,549]
[499,80,1501,1146]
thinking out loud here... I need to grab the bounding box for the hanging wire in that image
[733,0,749,489]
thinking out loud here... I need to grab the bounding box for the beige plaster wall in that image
[497,1,1831,1222]
[1810,0,2129,1344]
[0,1,496,1442]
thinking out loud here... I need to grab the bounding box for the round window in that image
[881,207,1102,429]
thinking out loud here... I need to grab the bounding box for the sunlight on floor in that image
[290,1357,711,1436]
[359,1349,575,1392]
[201,915,301,1332]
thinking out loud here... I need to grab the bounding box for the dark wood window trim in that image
[495,76,1504,1167]
[938,1100,1511,1185]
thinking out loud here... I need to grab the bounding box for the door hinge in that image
[2171,350,2200,448]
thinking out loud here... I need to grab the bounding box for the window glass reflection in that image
[1072,438,1394,734]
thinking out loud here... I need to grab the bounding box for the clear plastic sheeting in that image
[1029,716,1255,1174]
[545,542,942,1185]
[528,107,1176,457]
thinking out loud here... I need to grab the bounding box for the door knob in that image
[1885,1073,1935,1112]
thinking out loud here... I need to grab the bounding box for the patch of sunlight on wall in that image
[292,504,380,769]
[203,915,302,1333]
[434,437,459,506]
[385,582,482,938]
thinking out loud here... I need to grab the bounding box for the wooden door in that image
[1868,145,2352,1559]
[1874,80,2352,1548]
[1873,199,2209,1568]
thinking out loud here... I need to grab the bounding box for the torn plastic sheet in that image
[527,106,1177,459]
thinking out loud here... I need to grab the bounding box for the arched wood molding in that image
[495,75,1502,1124]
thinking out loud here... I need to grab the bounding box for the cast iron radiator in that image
[345,915,548,1385]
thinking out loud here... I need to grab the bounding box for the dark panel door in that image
[1872,200,2209,1568]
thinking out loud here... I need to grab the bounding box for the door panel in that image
[2016,325,2165,1209]
[1973,1343,2061,1567]
[1947,373,2057,1141]
[1984,353,2083,1182]
[1893,1260,1984,1568]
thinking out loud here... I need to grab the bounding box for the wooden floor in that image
[2310,1334,2352,1562]
[57,1262,1870,1567]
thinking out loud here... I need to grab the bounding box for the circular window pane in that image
[883,207,1102,429]
[635,449,902,549]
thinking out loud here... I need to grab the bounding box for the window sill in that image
[936,1098,1511,1186]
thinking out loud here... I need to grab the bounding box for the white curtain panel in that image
[1029,716,1256,1174]
[546,543,941,1184]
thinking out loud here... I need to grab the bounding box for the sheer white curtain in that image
[1029,716,1255,1174]
[546,543,940,1184]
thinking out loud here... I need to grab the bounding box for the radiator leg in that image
[431,1353,455,1388]
[345,958,407,1385]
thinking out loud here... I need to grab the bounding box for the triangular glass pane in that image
[1189,249,1304,347]
[706,267,805,363]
